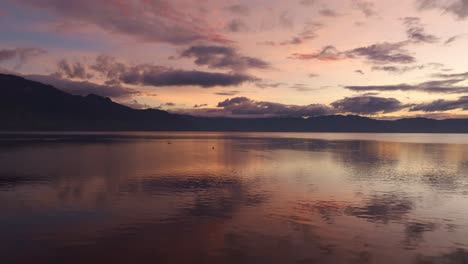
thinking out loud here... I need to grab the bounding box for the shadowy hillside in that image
[1,73,468,132]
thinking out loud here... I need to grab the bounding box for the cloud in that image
[226,4,250,16]
[18,0,230,45]
[309,73,320,78]
[402,17,439,43]
[193,104,208,108]
[418,0,468,19]
[319,8,341,17]
[351,0,377,17]
[176,94,437,117]
[331,96,408,114]
[355,70,365,75]
[217,97,332,117]
[431,71,468,79]
[123,69,255,88]
[180,45,270,72]
[291,45,350,61]
[280,22,323,45]
[279,11,294,28]
[349,41,416,64]
[0,49,20,62]
[292,42,415,64]
[90,55,257,88]
[225,19,249,32]
[24,74,139,98]
[345,77,468,94]
[410,96,468,112]
[371,65,424,74]
[205,95,407,117]
[56,59,92,79]
[0,48,46,68]
[255,82,286,89]
[214,90,240,96]
[290,83,318,92]
[372,63,442,74]
[445,35,463,45]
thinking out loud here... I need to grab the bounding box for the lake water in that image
[1,132,468,264]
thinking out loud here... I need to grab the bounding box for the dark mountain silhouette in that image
[0,74,188,130]
[1,73,468,132]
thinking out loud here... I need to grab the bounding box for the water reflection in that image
[345,193,414,223]
[0,132,468,263]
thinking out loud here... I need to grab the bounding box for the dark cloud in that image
[402,17,439,43]
[180,45,270,72]
[24,74,139,98]
[319,8,341,17]
[225,19,249,32]
[372,63,442,74]
[217,97,332,117]
[214,90,240,96]
[226,4,250,16]
[346,73,468,94]
[56,59,92,79]
[0,48,46,68]
[431,71,468,79]
[351,0,377,17]
[125,69,255,88]
[193,104,208,108]
[331,96,408,114]
[410,96,468,112]
[90,55,256,88]
[179,95,419,117]
[418,0,468,19]
[348,42,416,64]
[345,83,468,94]
[292,42,415,64]
[90,55,127,80]
[0,49,19,62]
[372,65,424,74]
[18,0,230,45]
[355,70,365,75]
[445,35,463,45]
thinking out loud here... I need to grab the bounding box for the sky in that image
[1,0,468,119]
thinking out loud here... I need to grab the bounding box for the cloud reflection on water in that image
[0,132,468,263]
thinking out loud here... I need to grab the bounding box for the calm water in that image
[1,132,468,264]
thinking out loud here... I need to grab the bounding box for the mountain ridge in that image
[1,73,468,132]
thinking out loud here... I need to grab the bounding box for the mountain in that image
[1,73,468,132]
[0,74,187,130]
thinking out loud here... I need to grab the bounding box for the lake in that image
[1,132,468,264]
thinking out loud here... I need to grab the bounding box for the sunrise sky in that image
[1,0,468,118]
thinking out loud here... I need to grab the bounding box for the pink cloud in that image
[18,0,232,45]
